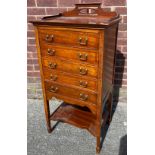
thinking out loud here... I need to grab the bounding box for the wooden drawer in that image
[42,57,98,78]
[40,45,98,65]
[43,68,97,91]
[45,81,97,105]
[38,27,99,49]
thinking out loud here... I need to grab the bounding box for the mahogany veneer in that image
[30,3,120,153]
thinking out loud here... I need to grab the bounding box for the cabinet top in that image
[30,3,121,28]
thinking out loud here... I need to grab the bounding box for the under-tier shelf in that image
[50,103,109,136]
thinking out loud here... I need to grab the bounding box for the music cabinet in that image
[30,3,120,153]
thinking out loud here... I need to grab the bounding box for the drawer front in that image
[42,57,98,78]
[40,45,98,64]
[43,68,97,91]
[38,27,99,49]
[45,81,97,105]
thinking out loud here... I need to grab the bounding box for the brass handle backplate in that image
[80,93,88,101]
[48,62,57,69]
[78,53,88,61]
[47,49,55,56]
[50,74,57,81]
[78,37,88,46]
[49,86,58,93]
[79,67,88,75]
[45,34,54,42]
[79,81,88,88]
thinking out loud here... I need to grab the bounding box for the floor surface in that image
[27,98,127,155]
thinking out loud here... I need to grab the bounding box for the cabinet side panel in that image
[34,26,47,100]
[103,25,118,96]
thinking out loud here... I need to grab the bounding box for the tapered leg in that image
[96,121,101,154]
[44,99,52,133]
[96,136,101,154]
[107,93,113,125]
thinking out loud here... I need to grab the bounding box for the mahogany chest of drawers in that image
[30,3,120,153]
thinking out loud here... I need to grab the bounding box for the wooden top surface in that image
[30,3,121,28]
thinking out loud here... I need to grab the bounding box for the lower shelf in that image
[50,103,109,137]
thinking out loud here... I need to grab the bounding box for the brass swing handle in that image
[50,74,57,81]
[49,86,58,93]
[45,34,54,42]
[80,93,88,101]
[78,37,88,46]
[79,67,88,75]
[47,49,55,56]
[78,53,88,61]
[79,81,88,88]
[48,62,57,69]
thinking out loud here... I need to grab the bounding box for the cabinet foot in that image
[96,146,101,154]
[47,126,52,133]
[96,136,101,154]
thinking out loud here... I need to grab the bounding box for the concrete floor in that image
[27,98,127,155]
